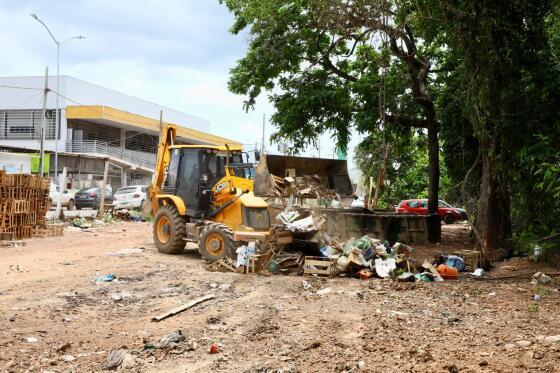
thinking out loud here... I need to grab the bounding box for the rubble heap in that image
[0,171,53,240]
[270,173,341,207]
[211,208,476,283]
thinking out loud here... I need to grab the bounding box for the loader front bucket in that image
[254,154,353,197]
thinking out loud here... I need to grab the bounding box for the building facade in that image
[0,76,240,190]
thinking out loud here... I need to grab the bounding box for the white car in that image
[113,185,148,210]
[49,183,75,210]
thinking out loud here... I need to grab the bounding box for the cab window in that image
[408,201,419,208]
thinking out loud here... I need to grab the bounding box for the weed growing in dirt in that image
[471,286,483,296]
[528,303,540,313]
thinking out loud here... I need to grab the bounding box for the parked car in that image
[113,185,147,210]
[395,199,467,224]
[74,187,114,210]
[49,183,75,210]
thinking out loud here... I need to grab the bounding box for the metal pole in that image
[39,67,49,177]
[54,43,60,179]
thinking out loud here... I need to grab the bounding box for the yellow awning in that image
[66,105,242,147]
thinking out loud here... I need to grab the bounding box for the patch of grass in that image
[528,302,540,313]
[471,286,483,296]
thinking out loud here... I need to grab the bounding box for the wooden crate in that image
[454,249,482,270]
[14,225,32,240]
[0,231,13,241]
[303,256,337,277]
[0,214,15,228]
[0,174,15,186]
[40,177,51,190]
[32,224,64,238]
[9,200,30,214]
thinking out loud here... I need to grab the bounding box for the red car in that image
[395,199,467,224]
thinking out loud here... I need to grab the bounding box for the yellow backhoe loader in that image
[147,123,270,262]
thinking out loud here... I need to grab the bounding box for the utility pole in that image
[30,13,85,179]
[39,67,49,177]
[261,114,265,154]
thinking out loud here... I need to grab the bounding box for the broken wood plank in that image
[151,294,216,322]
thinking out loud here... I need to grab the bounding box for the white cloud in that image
[0,0,361,175]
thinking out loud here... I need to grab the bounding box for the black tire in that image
[444,214,455,224]
[198,223,236,263]
[153,205,187,255]
[67,199,75,211]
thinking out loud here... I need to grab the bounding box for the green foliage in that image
[222,0,560,251]
[528,302,540,313]
[221,0,433,152]
[355,133,453,207]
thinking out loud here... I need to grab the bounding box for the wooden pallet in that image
[1,226,32,240]
[9,200,31,214]
[32,224,64,238]
[454,249,482,270]
[303,256,337,277]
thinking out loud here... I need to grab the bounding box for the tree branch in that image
[385,114,428,128]
[321,56,358,82]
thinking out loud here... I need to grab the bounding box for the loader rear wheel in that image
[198,223,236,263]
[153,205,186,255]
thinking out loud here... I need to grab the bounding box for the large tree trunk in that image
[476,141,512,264]
[426,108,441,243]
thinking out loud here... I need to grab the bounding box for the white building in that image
[0,76,240,189]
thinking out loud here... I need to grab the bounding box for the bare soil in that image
[1,222,559,372]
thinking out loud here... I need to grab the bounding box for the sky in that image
[0,0,361,177]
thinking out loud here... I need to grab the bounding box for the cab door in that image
[175,149,201,216]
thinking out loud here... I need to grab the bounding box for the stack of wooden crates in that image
[0,171,51,240]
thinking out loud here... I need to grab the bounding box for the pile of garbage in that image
[217,208,477,283]
[115,209,148,222]
[271,174,342,207]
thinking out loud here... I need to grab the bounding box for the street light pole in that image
[30,13,84,179]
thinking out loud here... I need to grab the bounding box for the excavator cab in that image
[162,147,250,218]
[149,127,270,263]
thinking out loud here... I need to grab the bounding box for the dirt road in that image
[1,222,559,372]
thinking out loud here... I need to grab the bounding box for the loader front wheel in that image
[198,223,236,263]
[153,205,186,255]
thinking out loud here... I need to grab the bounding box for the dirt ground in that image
[1,222,559,372]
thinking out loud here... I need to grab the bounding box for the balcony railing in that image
[65,140,156,169]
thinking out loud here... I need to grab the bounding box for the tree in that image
[416,0,560,260]
[222,0,442,241]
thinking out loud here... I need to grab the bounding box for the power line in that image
[0,84,43,91]
[0,91,44,109]
[49,89,162,145]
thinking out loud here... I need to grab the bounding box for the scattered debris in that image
[152,294,216,322]
[105,247,145,257]
[209,343,220,354]
[94,274,116,283]
[105,350,126,370]
[72,217,91,229]
[471,268,485,277]
[26,336,38,343]
[56,342,72,352]
[115,209,147,222]
[316,287,332,295]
